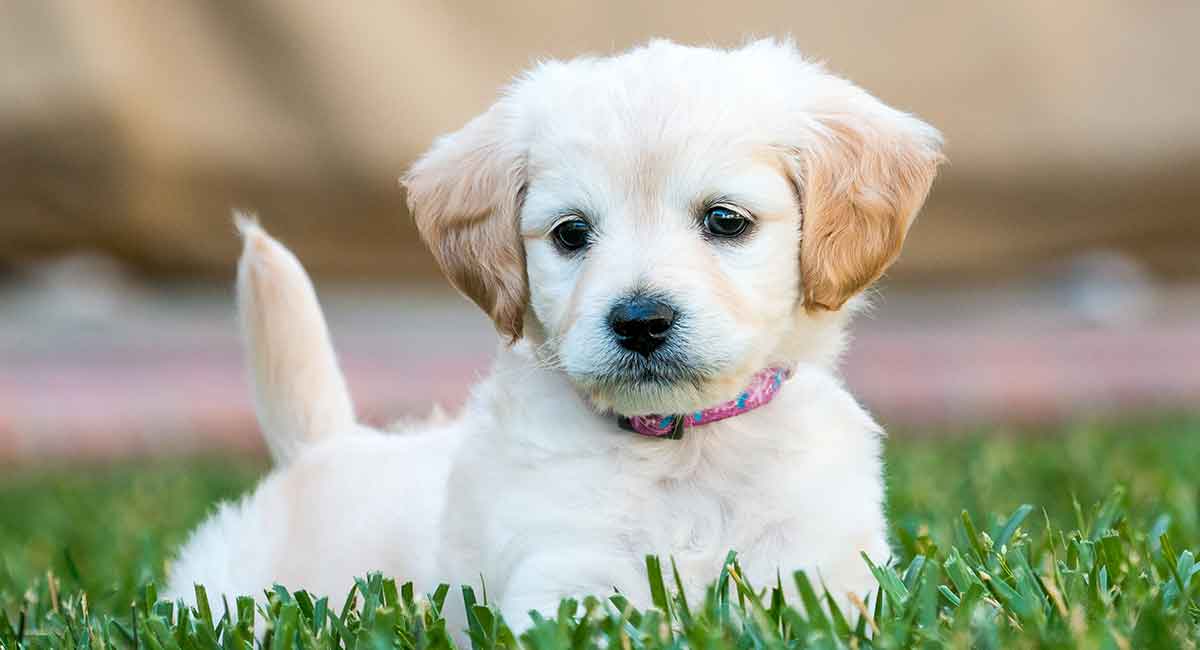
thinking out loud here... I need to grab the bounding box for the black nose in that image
[608,295,677,357]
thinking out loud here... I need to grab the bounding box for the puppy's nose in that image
[608,296,677,357]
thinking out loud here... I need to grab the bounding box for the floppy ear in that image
[792,94,944,311]
[402,104,529,341]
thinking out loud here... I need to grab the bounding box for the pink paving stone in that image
[2,288,1198,463]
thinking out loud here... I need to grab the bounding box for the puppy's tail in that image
[234,213,356,465]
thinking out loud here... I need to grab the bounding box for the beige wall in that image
[2,1,1197,282]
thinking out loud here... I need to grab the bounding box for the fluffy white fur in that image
[166,39,942,635]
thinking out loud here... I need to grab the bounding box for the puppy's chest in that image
[628,472,787,556]
[506,447,795,559]
[460,423,809,566]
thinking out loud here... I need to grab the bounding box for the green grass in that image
[2,416,1198,648]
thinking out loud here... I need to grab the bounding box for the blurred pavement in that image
[3,264,1197,462]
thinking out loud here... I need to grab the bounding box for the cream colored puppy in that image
[166,39,942,630]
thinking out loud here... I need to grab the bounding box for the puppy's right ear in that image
[402,102,529,341]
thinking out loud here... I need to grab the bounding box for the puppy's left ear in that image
[791,88,945,311]
[402,102,529,341]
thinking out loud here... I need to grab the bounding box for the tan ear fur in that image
[796,109,944,311]
[402,106,529,341]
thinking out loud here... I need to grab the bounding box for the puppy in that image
[166,39,942,631]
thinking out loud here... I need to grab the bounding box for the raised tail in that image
[234,213,356,464]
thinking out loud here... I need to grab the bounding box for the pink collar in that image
[616,367,791,439]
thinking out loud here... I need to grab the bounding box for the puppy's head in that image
[404,40,943,415]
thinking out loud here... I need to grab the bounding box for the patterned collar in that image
[616,367,792,439]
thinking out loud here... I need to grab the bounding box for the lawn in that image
[1,416,1197,648]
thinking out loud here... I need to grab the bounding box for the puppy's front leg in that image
[498,552,645,633]
[751,525,891,618]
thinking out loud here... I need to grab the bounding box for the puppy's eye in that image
[703,206,750,238]
[551,217,592,252]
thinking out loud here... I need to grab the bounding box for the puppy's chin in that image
[569,355,755,417]
[578,379,697,417]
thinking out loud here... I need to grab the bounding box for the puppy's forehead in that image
[513,41,835,225]
[518,42,827,157]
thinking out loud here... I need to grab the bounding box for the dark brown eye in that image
[703,206,749,238]
[552,217,592,252]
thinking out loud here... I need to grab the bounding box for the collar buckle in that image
[617,413,686,439]
[664,414,685,440]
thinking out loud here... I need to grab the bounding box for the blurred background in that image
[2,1,1198,463]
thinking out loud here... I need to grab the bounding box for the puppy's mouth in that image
[603,356,706,387]
[568,343,717,412]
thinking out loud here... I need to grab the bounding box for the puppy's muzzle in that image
[608,294,677,357]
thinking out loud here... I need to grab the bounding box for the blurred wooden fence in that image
[2,1,1197,284]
